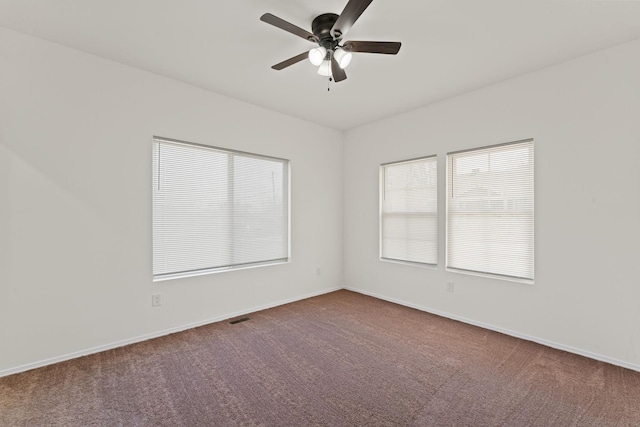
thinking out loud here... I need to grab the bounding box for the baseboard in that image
[0,286,342,378]
[345,286,640,373]
[6,285,637,378]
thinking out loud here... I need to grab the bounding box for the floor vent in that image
[229,317,251,325]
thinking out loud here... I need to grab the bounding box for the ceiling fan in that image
[260,0,401,83]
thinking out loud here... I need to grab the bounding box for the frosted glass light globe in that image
[317,60,332,77]
[308,47,327,66]
[334,48,353,69]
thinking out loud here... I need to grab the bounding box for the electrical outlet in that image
[316,267,321,276]
[446,282,454,293]
[152,294,161,307]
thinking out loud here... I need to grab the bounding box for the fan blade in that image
[260,13,319,43]
[331,56,347,82]
[272,52,309,70]
[343,41,401,54]
[331,0,373,38]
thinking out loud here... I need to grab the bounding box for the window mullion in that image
[228,152,235,266]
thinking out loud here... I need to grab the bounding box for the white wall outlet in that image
[446,282,454,293]
[316,267,321,276]
[152,294,162,307]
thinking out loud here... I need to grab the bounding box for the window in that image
[447,139,534,280]
[380,156,438,265]
[152,137,289,280]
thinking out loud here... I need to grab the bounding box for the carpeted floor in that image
[1,290,639,426]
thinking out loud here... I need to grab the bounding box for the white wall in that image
[343,39,640,369]
[0,27,343,375]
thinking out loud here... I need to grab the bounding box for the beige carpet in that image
[1,290,639,426]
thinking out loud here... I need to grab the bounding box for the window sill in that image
[380,257,437,269]
[153,259,290,282]
[445,267,534,285]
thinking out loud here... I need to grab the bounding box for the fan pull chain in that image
[328,50,333,91]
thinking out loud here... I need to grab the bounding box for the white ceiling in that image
[1,0,640,131]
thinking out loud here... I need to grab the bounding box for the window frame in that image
[152,136,290,281]
[379,155,438,267]
[446,138,534,283]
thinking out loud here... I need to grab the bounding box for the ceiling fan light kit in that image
[260,0,401,84]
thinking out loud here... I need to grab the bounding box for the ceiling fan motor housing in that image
[312,13,341,51]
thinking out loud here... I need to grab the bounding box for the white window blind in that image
[447,139,534,280]
[152,138,289,279]
[381,156,438,265]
